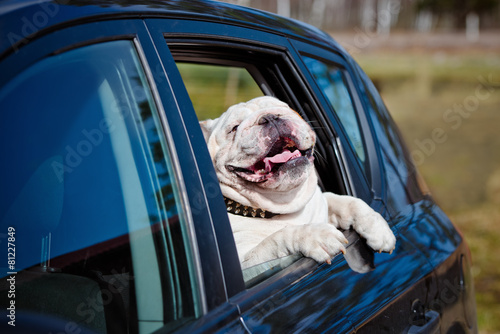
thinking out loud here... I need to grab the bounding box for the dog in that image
[200,96,396,270]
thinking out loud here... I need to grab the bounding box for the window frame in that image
[156,31,366,302]
[143,20,366,296]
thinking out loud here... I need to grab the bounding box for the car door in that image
[0,16,251,334]
[145,17,440,333]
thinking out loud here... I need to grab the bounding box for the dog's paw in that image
[355,211,396,254]
[297,224,349,264]
[325,193,396,255]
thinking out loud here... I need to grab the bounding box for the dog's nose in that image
[258,114,280,125]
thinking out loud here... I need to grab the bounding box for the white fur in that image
[201,96,396,269]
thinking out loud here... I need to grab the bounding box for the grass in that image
[450,205,500,333]
[353,51,500,333]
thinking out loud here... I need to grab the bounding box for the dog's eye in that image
[229,125,239,134]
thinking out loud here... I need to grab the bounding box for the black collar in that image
[223,197,279,219]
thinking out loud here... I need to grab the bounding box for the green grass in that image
[354,51,500,333]
[450,205,500,334]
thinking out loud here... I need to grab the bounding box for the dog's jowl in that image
[200,96,396,269]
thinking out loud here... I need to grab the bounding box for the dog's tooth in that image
[251,209,257,217]
[235,208,241,214]
[227,206,232,211]
[260,210,266,218]
[243,209,248,216]
[227,200,233,205]
[236,203,241,208]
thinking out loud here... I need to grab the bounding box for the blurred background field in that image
[220,1,500,332]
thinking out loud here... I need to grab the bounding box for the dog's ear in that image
[199,119,215,142]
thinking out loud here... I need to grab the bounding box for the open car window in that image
[169,41,349,288]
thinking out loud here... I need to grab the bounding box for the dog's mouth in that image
[228,137,314,183]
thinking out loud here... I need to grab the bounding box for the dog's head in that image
[200,96,317,213]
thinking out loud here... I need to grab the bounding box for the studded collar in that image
[223,197,279,219]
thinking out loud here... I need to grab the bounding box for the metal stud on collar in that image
[223,197,278,219]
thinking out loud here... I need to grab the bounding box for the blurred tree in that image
[416,0,499,29]
[221,0,500,31]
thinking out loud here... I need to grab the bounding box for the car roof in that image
[0,0,344,58]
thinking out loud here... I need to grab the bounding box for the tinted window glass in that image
[303,56,367,170]
[0,40,199,332]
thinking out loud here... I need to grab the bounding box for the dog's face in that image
[201,96,317,211]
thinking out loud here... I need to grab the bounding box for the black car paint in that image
[0,0,476,333]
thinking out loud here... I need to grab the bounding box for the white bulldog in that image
[200,96,396,269]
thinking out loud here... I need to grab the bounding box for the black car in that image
[0,1,477,333]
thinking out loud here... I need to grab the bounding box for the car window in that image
[0,40,201,333]
[302,56,367,172]
[171,44,346,287]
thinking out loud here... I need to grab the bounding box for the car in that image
[0,0,477,333]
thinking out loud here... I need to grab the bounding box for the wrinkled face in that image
[201,97,316,194]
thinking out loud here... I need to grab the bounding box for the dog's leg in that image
[324,193,396,254]
[241,223,349,269]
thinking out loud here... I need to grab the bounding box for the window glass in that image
[0,40,199,332]
[176,63,263,120]
[303,56,367,168]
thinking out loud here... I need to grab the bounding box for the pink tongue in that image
[263,149,301,172]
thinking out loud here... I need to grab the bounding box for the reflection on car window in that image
[176,63,263,120]
[243,255,302,288]
[0,40,200,333]
[303,56,366,169]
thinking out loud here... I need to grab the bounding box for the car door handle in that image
[408,310,440,334]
